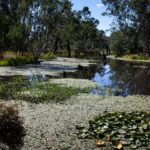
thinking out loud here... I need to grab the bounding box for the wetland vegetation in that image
[0,0,150,149]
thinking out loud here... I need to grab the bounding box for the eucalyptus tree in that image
[102,0,150,55]
[73,7,100,55]
[0,0,107,60]
[0,0,33,55]
[26,0,66,60]
[60,0,75,57]
[110,27,138,56]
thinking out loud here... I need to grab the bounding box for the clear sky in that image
[71,0,113,36]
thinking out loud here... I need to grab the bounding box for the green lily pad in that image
[76,112,150,149]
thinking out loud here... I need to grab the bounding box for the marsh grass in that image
[0,77,90,103]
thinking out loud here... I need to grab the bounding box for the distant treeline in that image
[0,0,108,60]
[102,0,150,56]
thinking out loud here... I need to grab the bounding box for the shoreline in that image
[107,55,150,63]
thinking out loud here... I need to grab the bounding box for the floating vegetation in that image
[76,112,150,149]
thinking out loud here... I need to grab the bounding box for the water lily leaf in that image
[76,112,150,149]
[131,145,137,149]
[118,129,126,134]
[142,124,148,130]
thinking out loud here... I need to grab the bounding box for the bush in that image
[41,52,56,60]
[0,102,26,149]
[0,56,35,66]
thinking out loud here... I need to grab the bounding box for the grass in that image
[0,56,36,66]
[0,51,37,66]
[122,54,150,60]
[0,77,90,103]
[108,54,150,63]
[41,52,57,60]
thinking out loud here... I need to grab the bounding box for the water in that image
[92,60,150,96]
[0,59,150,97]
[65,59,150,96]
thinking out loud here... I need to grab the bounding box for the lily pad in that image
[76,112,150,149]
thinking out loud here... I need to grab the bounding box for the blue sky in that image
[71,0,113,35]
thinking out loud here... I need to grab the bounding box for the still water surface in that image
[0,59,150,96]
[66,60,150,96]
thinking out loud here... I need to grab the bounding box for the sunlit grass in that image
[0,77,91,103]
[122,54,150,61]
[0,56,35,66]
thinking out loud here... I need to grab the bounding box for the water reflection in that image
[0,59,150,97]
[91,60,150,96]
[92,65,112,86]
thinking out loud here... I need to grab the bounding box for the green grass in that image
[0,56,35,66]
[0,59,10,66]
[0,77,90,103]
[122,54,150,61]
[41,52,57,60]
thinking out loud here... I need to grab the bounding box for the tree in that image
[110,27,138,56]
[102,0,150,56]
[0,0,107,60]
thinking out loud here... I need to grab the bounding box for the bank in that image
[107,55,150,63]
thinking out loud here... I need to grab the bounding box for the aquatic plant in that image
[76,112,150,149]
[0,77,90,103]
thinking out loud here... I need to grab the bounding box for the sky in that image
[71,0,114,36]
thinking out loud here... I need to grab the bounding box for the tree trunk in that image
[67,40,71,58]
[54,37,59,54]
[0,50,3,60]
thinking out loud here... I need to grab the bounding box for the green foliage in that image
[102,0,150,56]
[0,60,10,66]
[41,52,57,60]
[0,102,26,149]
[0,77,90,103]
[0,0,106,59]
[0,56,35,66]
[76,112,150,149]
[110,31,125,56]
[110,28,137,56]
[122,55,150,60]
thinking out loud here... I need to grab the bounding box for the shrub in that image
[41,52,56,60]
[0,56,35,66]
[0,102,26,149]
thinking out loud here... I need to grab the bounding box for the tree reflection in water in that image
[92,60,150,96]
